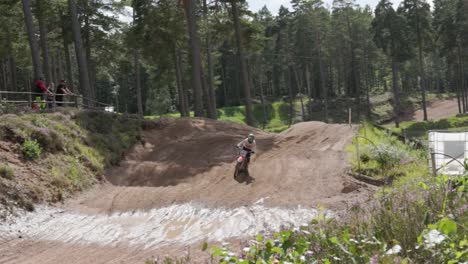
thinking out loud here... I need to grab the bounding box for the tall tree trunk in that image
[231,0,254,126]
[203,0,217,119]
[1,61,7,91]
[37,0,52,86]
[317,26,328,123]
[305,63,312,117]
[63,42,74,93]
[392,58,400,128]
[221,57,229,107]
[61,11,75,92]
[364,55,371,120]
[9,56,17,91]
[200,67,215,117]
[84,0,95,104]
[287,66,294,127]
[293,66,305,120]
[345,11,360,120]
[258,63,267,129]
[57,50,64,81]
[416,22,428,120]
[133,49,143,117]
[174,45,189,117]
[178,48,190,115]
[363,49,371,119]
[51,52,57,85]
[68,0,91,106]
[459,44,467,113]
[450,61,462,114]
[182,0,204,117]
[22,0,43,81]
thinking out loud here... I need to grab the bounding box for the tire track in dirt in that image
[0,118,375,263]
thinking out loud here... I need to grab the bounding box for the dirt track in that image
[0,118,374,263]
[402,98,459,122]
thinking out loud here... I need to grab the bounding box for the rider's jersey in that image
[237,138,256,152]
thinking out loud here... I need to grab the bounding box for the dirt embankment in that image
[70,118,368,212]
[0,118,375,263]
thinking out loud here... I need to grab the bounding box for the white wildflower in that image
[301,223,308,227]
[243,247,250,252]
[300,256,306,261]
[305,250,313,255]
[302,230,311,235]
[350,238,359,244]
[222,242,230,247]
[423,229,445,248]
[293,227,300,232]
[333,256,341,261]
[385,245,402,255]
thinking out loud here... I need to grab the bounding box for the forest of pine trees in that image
[0,0,467,126]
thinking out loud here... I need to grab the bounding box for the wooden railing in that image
[0,91,114,112]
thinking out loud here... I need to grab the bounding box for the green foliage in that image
[367,143,411,172]
[0,163,14,180]
[392,115,468,139]
[0,111,143,207]
[21,139,43,160]
[349,123,426,179]
[211,173,467,263]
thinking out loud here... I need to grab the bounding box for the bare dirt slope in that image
[70,118,365,212]
[0,118,374,263]
[402,98,459,122]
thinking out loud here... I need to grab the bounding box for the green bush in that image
[0,163,14,180]
[368,143,410,172]
[22,139,43,160]
[211,174,467,263]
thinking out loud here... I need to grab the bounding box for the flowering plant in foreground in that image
[210,174,467,264]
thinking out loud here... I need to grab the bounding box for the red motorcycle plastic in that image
[234,147,253,179]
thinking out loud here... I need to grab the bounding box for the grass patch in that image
[348,123,427,180]
[21,139,43,160]
[0,111,144,209]
[391,115,468,139]
[146,102,293,133]
[0,163,14,180]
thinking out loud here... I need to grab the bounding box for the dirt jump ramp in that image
[0,118,374,263]
[74,118,364,211]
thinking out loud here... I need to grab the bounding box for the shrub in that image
[0,163,14,180]
[30,128,63,152]
[360,153,370,163]
[368,143,410,172]
[22,139,43,160]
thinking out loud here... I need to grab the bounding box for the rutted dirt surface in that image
[402,98,460,122]
[0,118,374,263]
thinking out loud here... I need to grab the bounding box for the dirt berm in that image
[0,118,375,263]
[69,117,367,212]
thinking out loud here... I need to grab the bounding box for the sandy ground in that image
[0,118,375,263]
[402,98,460,122]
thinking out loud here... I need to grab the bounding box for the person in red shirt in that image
[33,77,53,109]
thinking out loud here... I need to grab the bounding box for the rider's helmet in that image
[248,133,255,143]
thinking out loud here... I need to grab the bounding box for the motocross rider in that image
[237,133,256,163]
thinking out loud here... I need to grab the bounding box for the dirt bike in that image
[234,146,254,180]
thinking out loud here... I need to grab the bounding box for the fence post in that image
[356,136,361,171]
[348,108,352,127]
[430,151,437,176]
